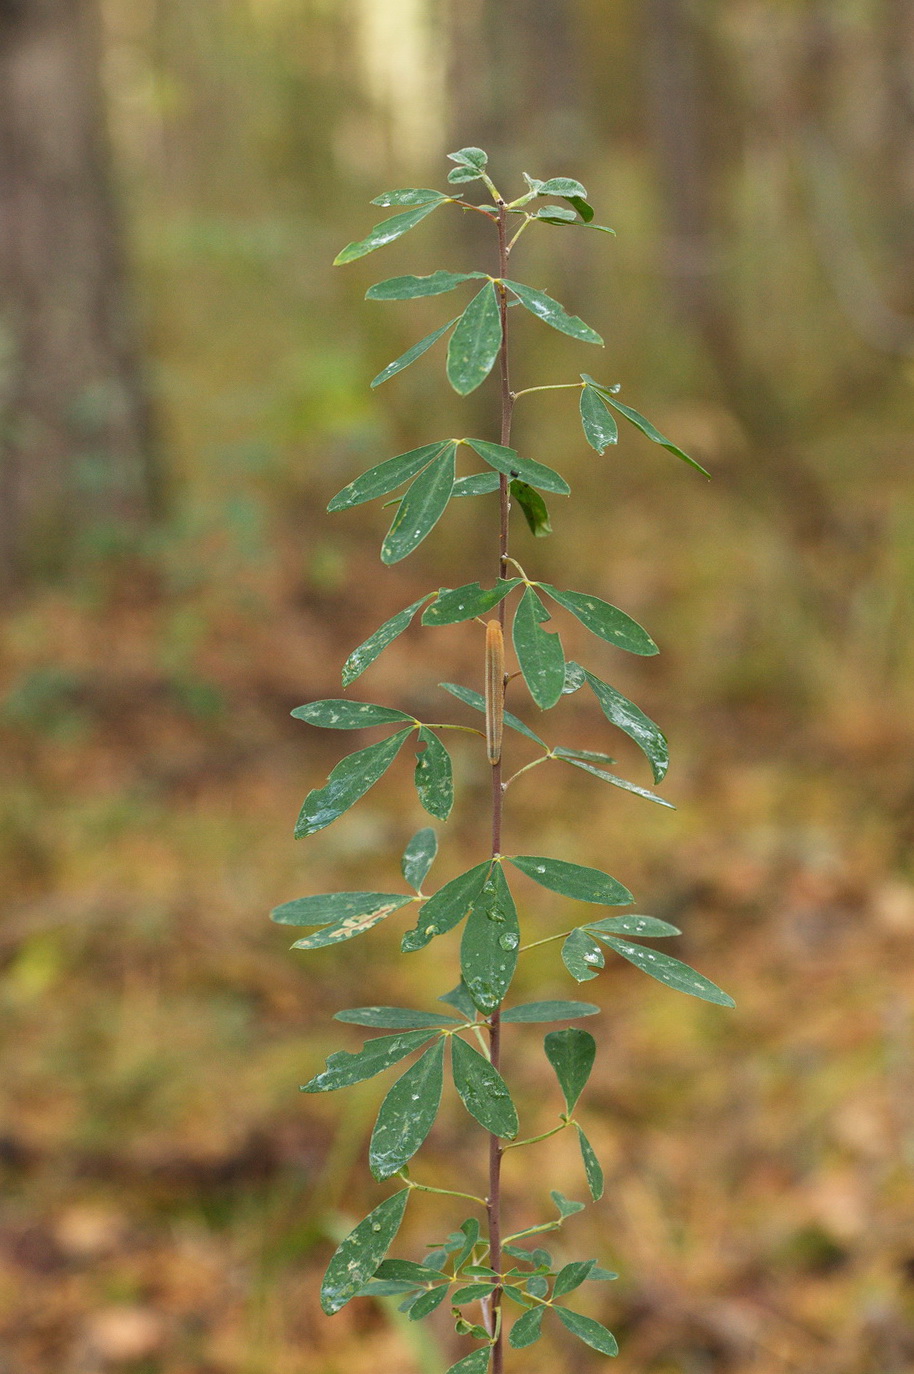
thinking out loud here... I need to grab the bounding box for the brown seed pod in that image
[485,619,505,765]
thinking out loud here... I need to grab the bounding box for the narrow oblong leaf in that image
[562,929,605,981]
[582,671,668,781]
[586,915,680,939]
[451,1035,519,1138]
[294,729,412,838]
[460,864,519,1012]
[301,1030,438,1094]
[447,283,503,396]
[371,188,449,208]
[576,1125,604,1200]
[452,471,501,497]
[408,1283,449,1319]
[375,1258,449,1284]
[452,1282,496,1303]
[439,681,547,747]
[512,587,565,710]
[553,748,617,765]
[335,1006,459,1029]
[588,384,711,478]
[554,1306,619,1357]
[508,855,633,906]
[342,596,432,687]
[544,1027,596,1112]
[422,578,520,626]
[414,728,454,821]
[509,1307,545,1349]
[369,1038,445,1179]
[292,700,415,729]
[565,195,595,221]
[535,205,578,225]
[290,895,413,949]
[560,755,676,809]
[402,827,438,890]
[538,584,657,656]
[603,937,736,1007]
[444,1349,492,1374]
[553,1259,597,1297]
[371,318,459,389]
[401,862,491,952]
[328,442,449,512]
[579,385,618,453]
[272,891,411,927]
[320,1189,410,1313]
[334,203,441,265]
[381,443,456,565]
[510,480,552,536]
[501,279,603,345]
[501,1000,600,1023]
[366,271,484,300]
[464,438,570,495]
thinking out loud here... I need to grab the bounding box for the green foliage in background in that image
[274,146,733,1371]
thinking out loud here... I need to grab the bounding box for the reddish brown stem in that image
[486,199,514,1374]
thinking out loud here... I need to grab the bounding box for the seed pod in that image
[485,619,505,765]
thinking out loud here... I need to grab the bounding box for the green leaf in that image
[401,862,491,952]
[579,386,618,453]
[369,1038,445,1179]
[509,1307,545,1349]
[335,1006,459,1029]
[448,146,488,169]
[553,1259,597,1297]
[582,671,668,781]
[501,279,603,346]
[452,1282,496,1303]
[560,756,676,809]
[602,938,735,1006]
[554,748,617,766]
[320,1190,410,1313]
[562,660,586,694]
[513,587,565,710]
[375,1258,448,1285]
[444,1349,492,1374]
[535,205,578,225]
[452,471,501,497]
[562,929,605,981]
[355,1278,418,1297]
[447,166,484,184]
[508,855,633,906]
[551,1190,586,1219]
[371,318,459,389]
[544,1028,595,1112]
[554,1306,619,1357]
[450,1216,481,1270]
[334,203,441,265]
[342,596,432,687]
[366,271,484,300]
[414,728,454,821]
[586,384,711,478]
[302,1030,438,1093]
[576,1126,604,1200]
[291,700,415,730]
[525,1275,550,1298]
[409,1284,449,1319]
[290,896,414,950]
[402,827,438,890]
[501,1001,600,1023]
[460,864,519,1013]
[588,1265,619,1281]
[294,730,412,838]
[451,1035,519,1138]
[381,443,456,564]
[464,438,570,495]
[510,480,552,536]
[538,584,657,656]
[586,915,680,939]
[565,196,595,222]
[272,891,412,927]
[438,983,478,1021]
[422,578,520,626]
[439,681,547,747]
[328,442,450,511]
[537,176,588,197]
[447,284,503,396]
[371,189,449,208]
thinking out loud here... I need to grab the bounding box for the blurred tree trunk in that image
[642,0,841,548]
[0,0,159,590]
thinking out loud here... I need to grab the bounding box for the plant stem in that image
[486,198,514,1374]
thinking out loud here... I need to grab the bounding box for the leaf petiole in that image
[503,1119,571,1151]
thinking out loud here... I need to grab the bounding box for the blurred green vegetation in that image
[2,0,914,1370]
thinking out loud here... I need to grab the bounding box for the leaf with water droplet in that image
[443,1348,492,1374]
[292,699,415,730]
[554,1306,619,1356]
[366,270,486,300]
[512,586,565,711]
[451,1035,518,1138]
[446,283,503,396]
[509,1306,545,1349]
[460,865,519,1012]
[464,437,570,495]
[537,584,657,656]
[581,670,669,782]
[320,1189,410,1313]
[294,730,413,838]
[562,929,605,982]
[369,1037,445,1179]
[413,728,454,821]
[401,827,438,890]
[544,1028,595,1112]
[328,441,450,512]
[401,862,491,952]
[576,1125,604,1200]
[334,1005,460,1030]
[272,890,413,929]
[602,937,735,1007]
[334,202,443,266]
[301,1029,439,1093]
[421,578,521,627]
[381,443,456,565]
[508,855,632,905]
[342,596,433,687]
[501,279,603,345]
[579,383,618,453]
[585,915,680,939]
[371,318,461,389]
[501,1000,600,1023]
